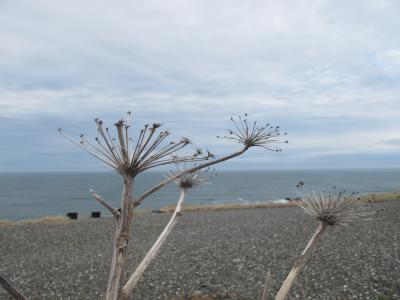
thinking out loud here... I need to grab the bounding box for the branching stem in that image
[136,146,248,205]
[89,189,120,218]
[121,189,186,298]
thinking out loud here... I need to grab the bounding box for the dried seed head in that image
[167,164,215,190]
[296,182,380,227]
[180,137,191,144]
[59,112,211,176]
[95,118,103,126]
[207,150,215,159]
[114,119,125,127]
[218,114,287,151]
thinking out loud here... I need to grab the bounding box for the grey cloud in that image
[384,139,400,146]
[0,0,400,170]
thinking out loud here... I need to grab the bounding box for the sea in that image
[1,169,399,221]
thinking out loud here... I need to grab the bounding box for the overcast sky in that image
[1,0,400,171]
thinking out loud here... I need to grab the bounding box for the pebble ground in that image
[1,201,399,299]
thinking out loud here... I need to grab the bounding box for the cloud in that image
[380,50,400,64]
[383,139,400,146]
[0,0,400,170]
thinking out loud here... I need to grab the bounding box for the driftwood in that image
[0,272,29,300]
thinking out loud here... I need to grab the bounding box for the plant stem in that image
[261,271,272,300]
[108,146,248,299]
[89,189,120,218]
[0,272,29,300]
[106,175,134,300]
[136,147,248,204]
[121,189,186,299]
[275,222,327,300]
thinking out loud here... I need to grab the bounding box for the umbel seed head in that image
[217,114,287,151]
[58,111,212,176]
[167,164,215,190]
[296,182,380,227]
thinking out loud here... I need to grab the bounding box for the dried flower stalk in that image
[121,166,212,298]
[0,272,29,300]
[60,113,285,300]
[275,182,380,300]
[120,190,186,299]
[261,271,272,300]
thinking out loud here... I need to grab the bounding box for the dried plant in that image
[122,165,213,295]
[58,112,210,176]
[217,113,288,151]
[275,182,380,300]
[0,271,28,300]
[167,163,214,190]
[59,112,286,300]
[295,182,379,226]
[261,271,272,300]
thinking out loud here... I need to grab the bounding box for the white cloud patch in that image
[0,0,400,170]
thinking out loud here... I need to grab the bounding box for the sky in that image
[1,0,400,171]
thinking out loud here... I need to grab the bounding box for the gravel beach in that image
[1,201,399,300]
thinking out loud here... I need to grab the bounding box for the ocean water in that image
[0,169,399,221]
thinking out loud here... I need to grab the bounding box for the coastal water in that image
[1,169,399,221]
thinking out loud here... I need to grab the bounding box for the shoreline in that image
[1,191,399,225]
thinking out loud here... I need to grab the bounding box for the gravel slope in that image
[1,201,399,300]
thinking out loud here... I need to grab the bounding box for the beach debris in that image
[150,210,165,214]
[66,212,78,220]
[91,211,101,218]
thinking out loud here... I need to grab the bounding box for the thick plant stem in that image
[0,273,29,300]
[106,175,134,300]
[107,147,247,300]
[121,190,186,299]
[275,222,327,300]
[261,271,272,300]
